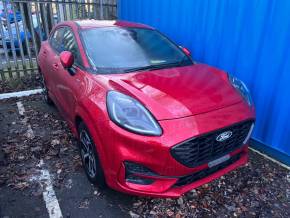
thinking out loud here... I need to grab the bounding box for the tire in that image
[78,122,106,188]
[40,72,53,105]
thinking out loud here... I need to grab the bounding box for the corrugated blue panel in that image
[118,0,290,158]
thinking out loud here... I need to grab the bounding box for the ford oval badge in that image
[216,131,232,142]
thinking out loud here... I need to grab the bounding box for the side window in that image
[50,27,66,53]
[63,29,82,66]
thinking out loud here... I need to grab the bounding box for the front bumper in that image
[116,148,248,198]
[95,101,255,197]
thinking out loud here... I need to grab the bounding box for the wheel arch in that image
[73,104,110,179]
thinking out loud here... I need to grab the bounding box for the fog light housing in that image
[124,161,157,185]
[126,175,154,185]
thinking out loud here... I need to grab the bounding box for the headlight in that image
[228,73,253,106]
[107,91,162,136]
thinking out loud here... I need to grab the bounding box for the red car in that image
[38,20,255,198]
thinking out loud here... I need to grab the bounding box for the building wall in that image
[118,0,290,161]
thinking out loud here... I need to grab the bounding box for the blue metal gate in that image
[118,0,290,164]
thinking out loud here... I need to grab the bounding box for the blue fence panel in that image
[118,0,290,161]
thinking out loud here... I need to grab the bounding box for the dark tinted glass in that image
[81,27,192,73]
[63,29,82,65]
[50,27,66,53]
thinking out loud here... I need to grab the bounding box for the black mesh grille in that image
[174,152,243,187]
[171,120,253,168]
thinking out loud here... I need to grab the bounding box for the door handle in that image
[53,63,58,69]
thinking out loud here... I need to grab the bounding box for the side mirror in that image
[60,51,74,69]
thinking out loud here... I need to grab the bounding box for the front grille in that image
[171,120,253,168]
[174,152,242,187]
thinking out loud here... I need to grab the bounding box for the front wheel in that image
[78,122,106,188]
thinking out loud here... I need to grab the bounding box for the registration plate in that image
[208,154,230,168]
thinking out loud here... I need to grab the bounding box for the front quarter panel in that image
[73,75,112,179]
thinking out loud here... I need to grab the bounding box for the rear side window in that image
[63,29,82,66]
[50,27,66,53]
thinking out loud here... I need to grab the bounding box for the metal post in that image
[88,0,91,19]
[58,0,65,22]
[11,2,26,78]
[55,2,61,23]
[48,3,54,29]
[76,0,80,19]
[62,0,68,21]
[19,3,34,72]
[93,0,97,19]
[35,3,43,41]
[69,2,73,20]
[3,1,19,72]
[27,3,39,74]
[40,3,50,39]
[100,0,104,20]
[0,18,12,77]
[81,0,85,19]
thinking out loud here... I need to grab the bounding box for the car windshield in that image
[81,27,193,74]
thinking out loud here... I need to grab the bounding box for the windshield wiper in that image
[123,55,192,73]
[123,65,158,73]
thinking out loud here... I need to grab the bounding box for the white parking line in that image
[38,160,63,218]
[16,101,63,218]
[0,89,43,100]
[16,101,25,116]
[16,101,34,139]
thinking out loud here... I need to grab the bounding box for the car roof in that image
[74,19,154,30]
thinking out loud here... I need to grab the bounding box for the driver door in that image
[52,27,84,125]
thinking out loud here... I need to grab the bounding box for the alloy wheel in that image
[80,130,97,178]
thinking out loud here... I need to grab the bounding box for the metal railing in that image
[0,0,117,81]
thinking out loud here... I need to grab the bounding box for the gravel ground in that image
[129,152,290,218]
[0,95,81,191]
[0,95,289,217]
[0,74,42,93]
